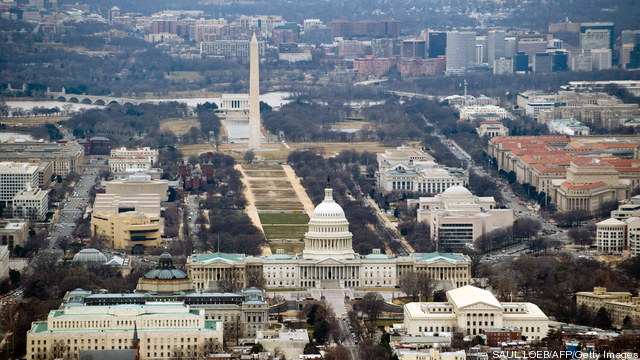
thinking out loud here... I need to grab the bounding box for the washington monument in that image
[248,33,261,150]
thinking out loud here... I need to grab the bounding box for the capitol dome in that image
[441,185,472,198]
[312,188,347,220]
[72,248,107,264]
[303,185,355,260]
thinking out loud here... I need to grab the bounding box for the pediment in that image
[314,258,346,266]
[458,302,502,311]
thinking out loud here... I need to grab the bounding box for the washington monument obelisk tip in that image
[248,33,261,150]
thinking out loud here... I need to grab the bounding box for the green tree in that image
[9,270,20,287]
[594,307,612,329]
[313,320,330,344]
[575,304,592,325]
[250,343,264,354]
[303,343,320,354]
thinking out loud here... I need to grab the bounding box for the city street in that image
[186,194,204,252]
[48,167,98,251]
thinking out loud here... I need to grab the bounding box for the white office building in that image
[446,31,477,74]
[403,285,549,341]
[12,187,49,221]
[26,303,223,360]
[0,161,39,203]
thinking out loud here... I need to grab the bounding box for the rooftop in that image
[447,285,502,309]
[413,252,466,263]
[0,161,38,174]
[191,252,244,263]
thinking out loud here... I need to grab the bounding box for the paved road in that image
[185,195,205,252]
[48,167,98,251]
[338,316,361,360]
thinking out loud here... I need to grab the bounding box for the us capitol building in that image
[187,185,471,290]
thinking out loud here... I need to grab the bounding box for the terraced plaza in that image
[238,164,315,252]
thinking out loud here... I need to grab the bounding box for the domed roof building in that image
[302,187,355,260]
[137,253,192,294]
[187,179,473,297]
[72,248,107,264]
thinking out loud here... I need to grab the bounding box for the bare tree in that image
[49,339,67,360]
[325,345,352,360]
[218,270,244,293]
[400,271,433,301]
[360,292,384,326]
[246,267,266,289]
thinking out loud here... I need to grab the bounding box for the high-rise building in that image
[580,29,611,50]
[428,31,446,58]
[551,51,569,72]
[591,48,612,70]
[372,38,401,57]
[493,57,513,75]
[200,39,265,59]
[487,30,506,62]
[516,34,549,57]
[504,36,517,58]
[514,52,529,72]
[532,53,552,73]
[445,31,476,74]
[302,27,333,44]
[570,49,593,71]
[622,30,640,46]
[581,22,614,50]
[476,36,487,64]
[401,39,426,58]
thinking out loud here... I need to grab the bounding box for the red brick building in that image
[482,328,522,347]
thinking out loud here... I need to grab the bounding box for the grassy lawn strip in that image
[268,241,306,254]
[259,213,310,224]
[263,226,308,240]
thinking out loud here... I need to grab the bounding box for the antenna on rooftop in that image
[463,79,468,101]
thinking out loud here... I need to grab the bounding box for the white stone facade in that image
[403,286,548,342]
[417,186,513,251]
[458,105,511,121]
[110,147,158,165]
[26,304,223,360]
[0,162,39,203]
[377,146,467,193]
[476,121,509,137]
[12,188,49,221]
[187,185,472,290]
